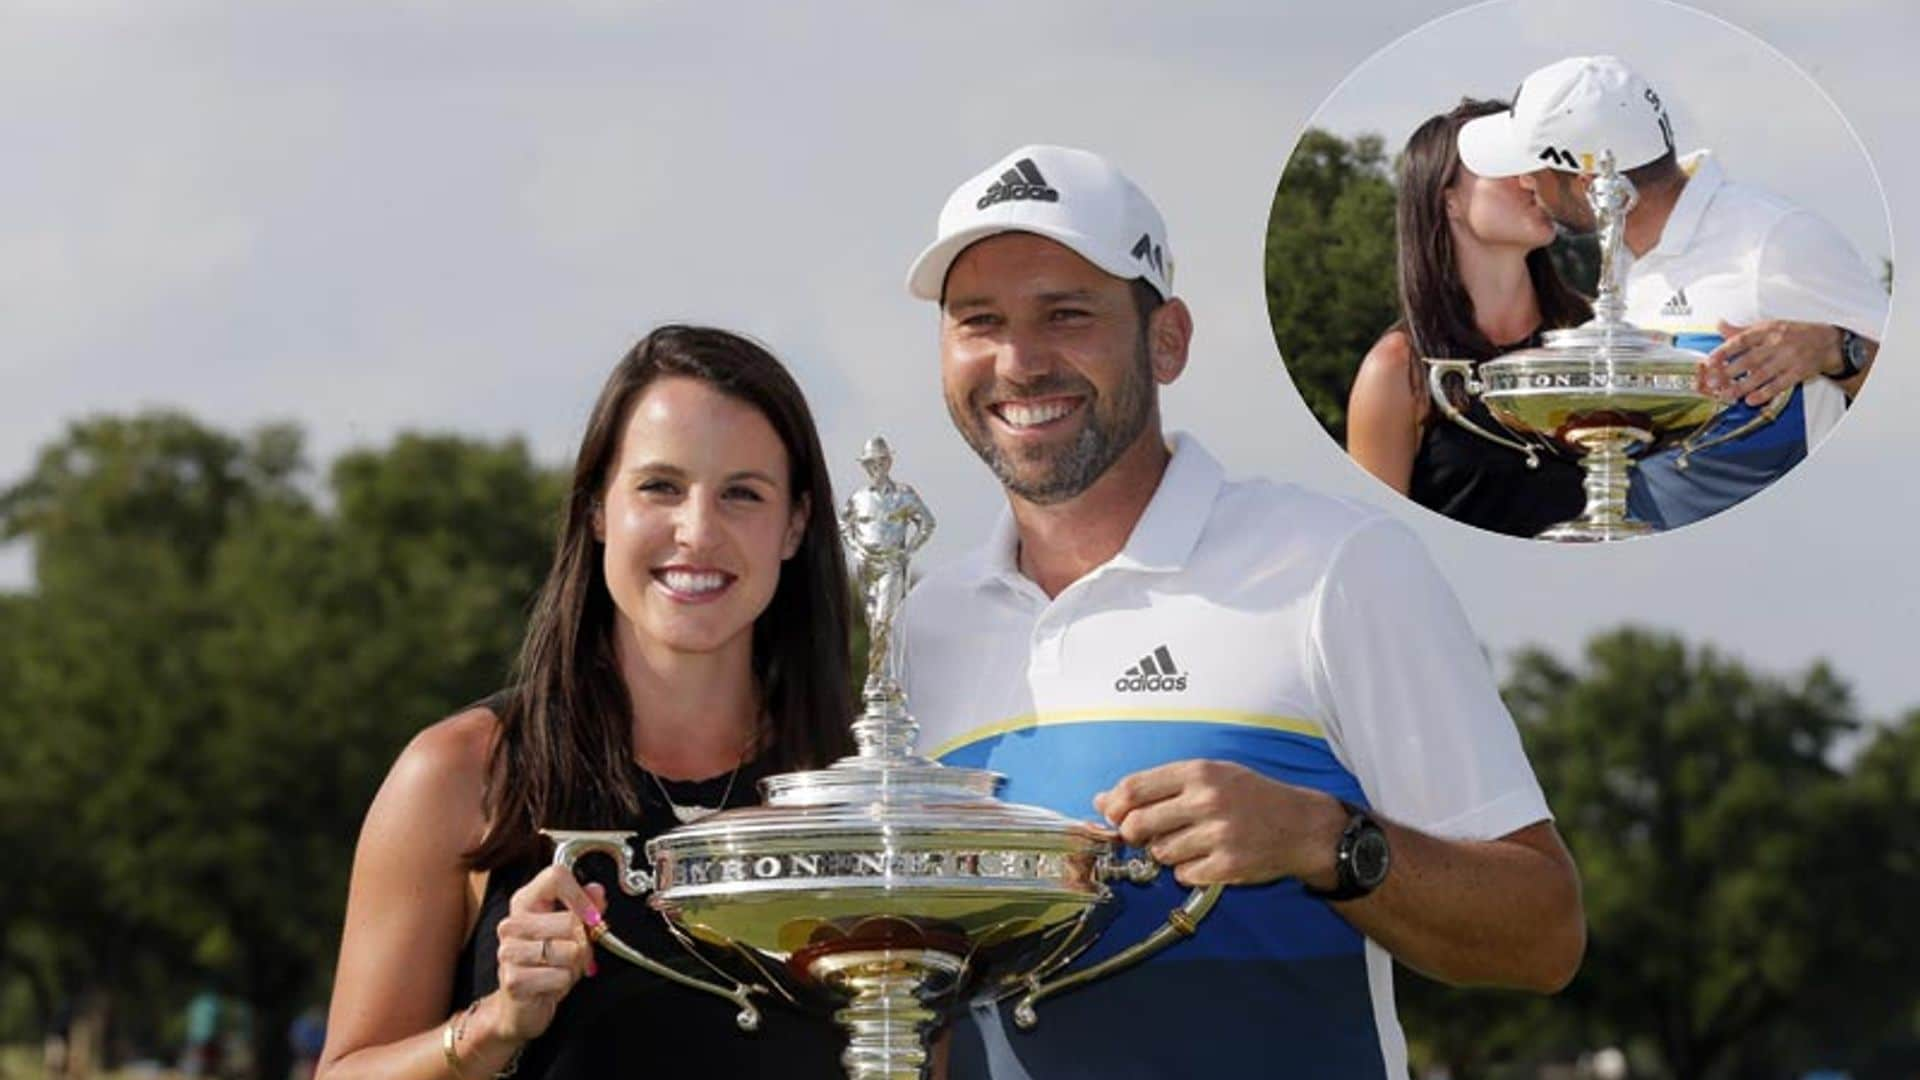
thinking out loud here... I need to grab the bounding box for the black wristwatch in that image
[1303,799,1390,902]
[1833,328,1870,380]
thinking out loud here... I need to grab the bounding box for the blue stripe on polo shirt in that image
[936,716,1370,965]
[1629,385,1807,529]
[938,715,1390,1078]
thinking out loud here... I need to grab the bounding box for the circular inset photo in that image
[1264,0,1892,542]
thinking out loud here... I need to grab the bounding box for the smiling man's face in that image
[938,232,1156,505]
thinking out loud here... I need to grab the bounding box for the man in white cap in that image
[1458,55,1888,529]
[899,144,1583,1078]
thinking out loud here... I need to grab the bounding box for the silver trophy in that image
[545,437,1221,1079]
[1424,151,1781,541]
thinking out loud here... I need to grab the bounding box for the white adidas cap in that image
[906,144,1173,302]
[1458,56,1675,178]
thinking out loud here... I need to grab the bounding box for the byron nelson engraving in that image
[661,849,1081,888]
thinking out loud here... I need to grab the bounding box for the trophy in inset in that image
[545,437,1221,1080]
[1423,151,1783,541]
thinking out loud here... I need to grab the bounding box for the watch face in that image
[1352,827,1390,888]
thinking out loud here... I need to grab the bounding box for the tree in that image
[0,413,283,1071]
[1265,128,1399,444]
[1502,628,1897,1076]
[0,412,564,1078]
[1777,709,1920,1073]
[1398,629,1919,1078]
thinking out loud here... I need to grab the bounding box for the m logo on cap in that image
[1538,146,1581,170]
[1130,232,1165,276]
[977,158,1060,210]
[1646,87,1675,156]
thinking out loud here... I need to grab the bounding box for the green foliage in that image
[1264,128,1398,444]
[1403,628,1919,1077]
[1548,233,1601,298]
[0,412,564,1074]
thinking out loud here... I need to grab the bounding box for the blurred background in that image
[2,2,1915,1078]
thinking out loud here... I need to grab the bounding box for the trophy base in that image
[811,948,964,1080]
[1535,425,1657,544]
[1537,518,1656,543]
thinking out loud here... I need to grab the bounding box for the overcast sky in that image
[3,0,1914,722]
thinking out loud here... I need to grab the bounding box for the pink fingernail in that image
[587,959,599,978]
[583,907,603,927]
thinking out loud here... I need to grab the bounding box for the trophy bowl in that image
[1465,330,1719,438]
[545,437,1221,1080]
[1426,324,1726,542]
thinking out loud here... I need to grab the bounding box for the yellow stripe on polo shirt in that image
[927,708,1326,760]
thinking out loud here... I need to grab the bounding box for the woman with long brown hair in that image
[1348,98,1592,538]
[316,325,855,1079]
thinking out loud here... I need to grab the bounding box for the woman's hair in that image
[1394,98,1592,391]
[470,325,856,869]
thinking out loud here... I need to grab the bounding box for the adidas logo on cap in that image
[1115,645,1188,693]
[976,158,1060,210]
[907,144,1173,303]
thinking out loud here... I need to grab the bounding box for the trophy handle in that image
[1675,388,1790,471]
[542,829,764,1031]
[1423,358,1541,469]
[1009,853,1225,1030]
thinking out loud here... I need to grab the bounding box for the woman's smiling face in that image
[596,374,806,662]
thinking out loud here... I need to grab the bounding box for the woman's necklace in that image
[644,761,742,824]
[638,738,753,824]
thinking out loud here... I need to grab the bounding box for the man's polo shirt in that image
[901,435,1551,1079]
[1625,150,1888,529]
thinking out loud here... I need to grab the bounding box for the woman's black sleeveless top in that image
[1409,333,1587,538]
[452,723,846,1077]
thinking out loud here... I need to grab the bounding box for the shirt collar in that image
[1647,149,1722,258]
[969,432,1224,594]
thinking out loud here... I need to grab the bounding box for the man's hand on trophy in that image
[1093,760,1348,889]
[1700,319,1838,407]
[490,865,609,1041]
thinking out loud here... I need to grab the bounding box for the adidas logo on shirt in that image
[1660,288,1692,317]
[976,158,1060,210]
[1115,645,1188,693]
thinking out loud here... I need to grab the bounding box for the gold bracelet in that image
[441,1009,471,1080]
[444,999,522,1080]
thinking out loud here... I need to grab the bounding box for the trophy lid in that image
[1489,321,1702,371]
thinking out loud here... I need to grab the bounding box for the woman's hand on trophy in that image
[1093,760,1348,889]
[490,865,609,1042]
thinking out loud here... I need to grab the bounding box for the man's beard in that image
[1539,178,1597,235]
[949,336,1155,506]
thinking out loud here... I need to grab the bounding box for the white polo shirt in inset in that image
[1625,149,1889,448]
[901,434,1551,1080]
